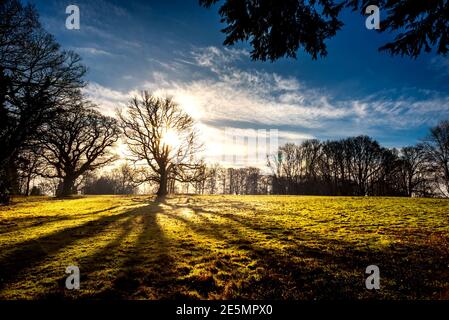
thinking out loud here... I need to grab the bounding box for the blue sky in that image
[31,0,449,161]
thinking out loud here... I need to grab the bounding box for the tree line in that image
[266,130,449,197]
[145,123,448,198]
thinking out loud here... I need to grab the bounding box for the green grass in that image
[1,195,449,299]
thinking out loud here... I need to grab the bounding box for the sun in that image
[161,129,181,149]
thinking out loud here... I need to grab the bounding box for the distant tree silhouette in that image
[29,185,43,196]
[269,136,414,196]
[398,145,427,197]
[196,164,267,195]
[81,162,142,195]
[0,0,86,203]
[118,92,203,198]
[200,0,449,61]
[39,103,120,197]
[205,163,220,194]
[82,174,116,195]
[15,147,45,195]
[110,163,142,194]
[422,120,449,197]
[345,136,384,196]
[75,120,448,198]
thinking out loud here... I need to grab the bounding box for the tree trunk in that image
[57,176,76,197]
[157,170,168,197]
[0,161,19,204]
[0,166,11,205]
[25,174,31,196]
[407,176,413,197]
[0,180,10,205]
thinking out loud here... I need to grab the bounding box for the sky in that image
[30,0,449,168]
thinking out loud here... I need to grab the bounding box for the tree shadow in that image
[0,205,123,235]
[0,202,152,291]
[32,201,175,300]
[90,202,175,299]
[159,201,449,299]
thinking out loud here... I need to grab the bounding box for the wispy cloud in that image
[192,46,250,70]
[88,46,449,129]
[83,25,142,50]
[76,47,114,56]
[84,83,137,112]
[146,47,355,129]
[352,90,449,128]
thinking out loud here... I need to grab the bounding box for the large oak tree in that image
[118,92,203,197]
[39,103,120,197]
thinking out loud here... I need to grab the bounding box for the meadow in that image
[0,195,448,300]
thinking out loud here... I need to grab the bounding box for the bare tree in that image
[279,143,301,193]
[267,148,287,194]
[422,120,449,197]
[15,147,45,195]
[205,163,220,194]
[39,103,120,197]
[398,146,427,197]
[302,139,322,181]
[81,163,141,195]
[245,167,261,194]
[111,163,142,195]
[118,92,203,197]
[346,136,383,196]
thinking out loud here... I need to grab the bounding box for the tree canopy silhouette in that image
[200,0,449,61]
[0,0,86,203]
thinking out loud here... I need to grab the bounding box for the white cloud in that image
[76,47,113,56]
[352,95,449,128]
[191,46,249,70]
[83,83,136,113]
[139,47,355,129]
[195,124,313,170]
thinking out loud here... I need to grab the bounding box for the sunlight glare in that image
[178,94,202,120]
[161,129,181,149]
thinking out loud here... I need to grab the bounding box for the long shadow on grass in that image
[89,202,175,299]
[34,201,172,299]
[0,205,124,235]
[155,206,362,299]
[160,202,449,299]
[4,200,198,299]
[0,203,150,292]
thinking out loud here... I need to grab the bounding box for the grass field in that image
[0,195,449,300]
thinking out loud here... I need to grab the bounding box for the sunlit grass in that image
[0,195,448,299]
